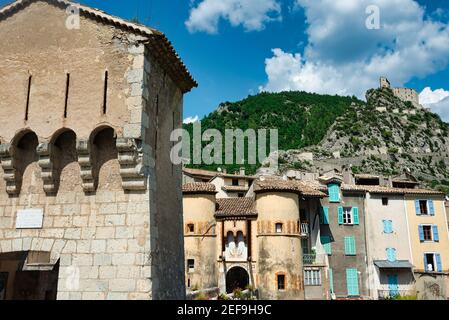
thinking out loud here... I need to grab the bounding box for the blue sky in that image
[2,0,449,121]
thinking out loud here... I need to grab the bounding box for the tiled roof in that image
[183,168,256,180]
[354,174,380,179]
[253,178,326,197]
[341,184,443,195]
[221,185,249,192]
[215,198,257,217]
[0,0,197,93]
[182,183,216,194]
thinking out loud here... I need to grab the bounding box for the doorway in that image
[226,266,249,293]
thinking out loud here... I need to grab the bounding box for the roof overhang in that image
[374,260,414,269]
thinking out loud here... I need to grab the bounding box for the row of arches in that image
[0,126,123,195]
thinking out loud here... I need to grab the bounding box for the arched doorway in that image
[226,266,249,293]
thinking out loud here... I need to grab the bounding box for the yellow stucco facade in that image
[405,195,449,272]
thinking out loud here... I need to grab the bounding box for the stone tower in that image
[182,183,218,291]
[0,0,196,300]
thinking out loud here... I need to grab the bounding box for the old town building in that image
[0,0,196,300]
[183,169,449,300]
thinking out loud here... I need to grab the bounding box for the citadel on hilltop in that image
[379,77,421,108]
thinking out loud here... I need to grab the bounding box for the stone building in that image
[379,76,420,107]
[182,178,331,300]
[0,0,196,300]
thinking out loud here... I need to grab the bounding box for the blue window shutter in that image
[323,207,330,225]
[338,207,343,225]
[436,254,442,272]
[329,269,334,294]
[418,225,424,242]
[329,184,340,202]
[428,200,435,216]
[321,236,331,255]
[346,269,359,296]
[383,220,392,233]
[433,225,439,242]
[386,248,397,262]
[344,237,350,255]
[353,207,359,225]
[415,200,421,215]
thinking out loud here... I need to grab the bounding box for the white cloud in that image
[185,0,281,34]
[260,0,449,100]
[420,87,449,105]
[420,87,449,121]
[183,115,200,124]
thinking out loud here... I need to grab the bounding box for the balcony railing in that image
[303,254,316,265]
[300,223,309,237]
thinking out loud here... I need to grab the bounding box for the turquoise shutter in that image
[319,207,324,224]
[338,207,343,225]
[436,254,442,272]
[346,269,359,296]
[329,268,334,294]
[329,184,340,202]
[386,248,396,262]
[353,207,359,225]
[383,220,388,233]
[415,200,421,215]
[428,200,435,216]
[344,236,356,255]
[344,237,350,255]
[432,225,439,242]
[323,207,329,225]
[418,225,424,242]
[321,236,332,255]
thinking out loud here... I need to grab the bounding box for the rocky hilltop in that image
[184,82,449,193]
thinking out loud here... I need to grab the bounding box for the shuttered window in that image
[346,268,360,296]
[386,248,397,262]
[320,207,330,225]
[320,236,332,255]
[328,184,340,202]
[344,236,356,255]
[383,220,393,233]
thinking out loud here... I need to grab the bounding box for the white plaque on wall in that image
[16,209,44,229]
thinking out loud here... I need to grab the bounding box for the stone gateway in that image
[0,0,196,300]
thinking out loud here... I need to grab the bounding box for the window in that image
[419,225,439,242]
[187,278,191,288]
[415,200,435,216]
[329,269,334,294]
[187,224,194,233]
[328,184,340,202]
[344,236,356,255]
[338,207,359,225]
[275,223,283,233]
[383,220,393,234]
[424,253,442,272]
[232,179,239,186]
[386,248,397,262]
[382,197,389,206]
[187,259,195,272]
[320,235,332,255]
[346,268,360,296]
[304,269,321,286]
[238,193,244,198]
[277,274,285,290]
[343,207,352,224]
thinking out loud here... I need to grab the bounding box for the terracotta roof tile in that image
[182,183,216,194]
[253,178,326,197]
[215,198,257,217]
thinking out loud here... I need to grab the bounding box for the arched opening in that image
[51,129,82,193]
[13,130,40,194]
[90,126,121,191]
[226,266,249,294]
[0,251,59,300]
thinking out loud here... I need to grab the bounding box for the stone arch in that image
[50,128,83,193]
[89,125,122,191]
[226,266,249,293]
[11,129,41,195]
